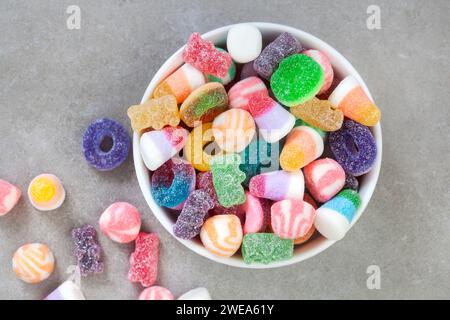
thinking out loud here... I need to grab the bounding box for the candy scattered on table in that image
[303,49,334,95]
[72,224,104,277]
[242,233,293,264]
[12,243,55,284]
[45,280,85,300]
[242,192,270,234]
[290,97,343,132]
[228,76,268,111]
[128,232,159,287]
[28,174,65,211]
[271,200,316,239]
[0,179,21,216]
[178,287,212,300]
[227,24,262,63]
[99,202,142,244]
[249,170,304,201]
[206,48,236,85]
[200,214,243,257]
[139,286,174,300]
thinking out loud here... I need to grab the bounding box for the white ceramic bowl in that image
[133,22,382,268]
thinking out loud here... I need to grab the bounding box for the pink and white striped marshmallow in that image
[139,286,174,300]
[271,199,316,239]
[304,158,345,203]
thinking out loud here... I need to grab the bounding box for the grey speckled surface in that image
[1,0,449,300]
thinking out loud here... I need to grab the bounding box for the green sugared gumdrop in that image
[242,233,294,264]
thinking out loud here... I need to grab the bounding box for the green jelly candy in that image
[270,54,324,107]
[242,233,294,264]
[294,119,326,138]
[210,154,246,208]
[207,48,236,85]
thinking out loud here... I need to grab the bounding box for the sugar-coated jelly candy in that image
[314,189,361,240]
[212,108,256,153]
[180,82,229,127]
[280,126,324,171]
[45,280,85,300]
[99,202,141,244]
[242,192,271,234]
[227,24,262,63]
[329,119,377,176]
[178,287,212,300]
[12,243,55,284]
[240,61,259,79]
[127,95,180,132]
[182,32,232,78]
[303,49,334,95]
[249,170,304,201]
[328,75,381,126]
[344,172,359,191]
[271,54,324,107]
[128,232,159,287]
[28,174,65,211]
[140,126,188,171]
[271,200,316,239]
[206,48,236,85]
[228,76,268,111]
[290,97,343,132]
[139,286,174,300]
[253,32,302,80]
[200,214,243,257]
[304,158,345,203]
[72,224,104,276]
[0,179,21,216]
[242,233,293,264]
[151,158,196,210]
[248,94,295,143]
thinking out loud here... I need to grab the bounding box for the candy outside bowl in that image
[133,22,382,269]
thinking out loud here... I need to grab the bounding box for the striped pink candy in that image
[139,286,174,300]
[271,200,316,239]
[0,179,21,216]
[99,202,141,243]
[228,76,268,110]
[304,158,345,203]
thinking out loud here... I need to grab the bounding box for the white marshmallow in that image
[227,24,262,63]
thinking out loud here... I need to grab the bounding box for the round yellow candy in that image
[28,174,65,211]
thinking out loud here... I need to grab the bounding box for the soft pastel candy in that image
[248,94,295,143]
[99,202,141,244]
[180,82,229,127]
[151,158,196,210]
[314,189,361,240]
[253,32,302,80]
[128,232,159,287]
[0,179,21,216]
[206,48,236,85]
[271,200,316,239]
[242,192,271,234]
[303,49,334,95]
[228,76,268,110]
[344,172,359,191]
[329,119,377,176]
[127,95,180,132]
[45,280,85,300]
[153,63,206,104]
[28,174,65,211]
[200,214,243,257]
[240,61,258,79]
[294,118,326,139]
[178,287,212,300]
[210,154,246,208]
[72,224,104,276]
[12,243,55,284]
[249,170,304,201]
[226,24,262,63]
[140,126,188,171]
[139,286,174,300]
[182,32,232,78]
[280,126,324,171]
[271,55,324,108]
[304,158,345,203]
[290,97,343,132]
[328,75,381,126]
[212,108,255,153]
[241,233,293,264]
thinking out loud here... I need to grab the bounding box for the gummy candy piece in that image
[180,82,229,127]
[45,280,85,300]
[329,119,377,176]
[128,232,159,287]
[72,224,104,277]
[0,179,21,216]
[249,170,304,201]
[290,97,343,132]
[212,108,256,153]
[173,190,214,240]
[200,214,243,257]
[99,202,141,244]
[253,32,302,80]
[241,233,293,264]
[206,48,236,85]
[140,126,188,171]
[12,243,55,284]
[139,286,174,300]
[178,287,212,300]
[303,49,334,95]
[240,61,259,80]
[28,174,65,211]
[271,200,316,239]
[294,119,326,138]
[280,126,324,171]
[227,24,262,63]
[151,158,196,210]
[242,192,271,234]
[344,172,359,191]
[271,54,324,107]
[304,158,346,203]
[228,76,268,111]
[127,95,180,132]
[182,33,232,78]
[210,154,246,208]
[314,189,361,240]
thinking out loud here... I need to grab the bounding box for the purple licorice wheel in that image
[82,118,130,171]
[329,119,377,176]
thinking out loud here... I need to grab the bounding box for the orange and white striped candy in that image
[200,214,243,257]
[139,286,174,300]
[228,76,268,110]
[271,200,316,240]
[99,202,141,244]
[12,243,55,284]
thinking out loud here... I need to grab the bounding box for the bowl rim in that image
[132,22,383,269]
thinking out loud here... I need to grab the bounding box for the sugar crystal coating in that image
[128,232,159,287]
[344,172,359,191]
[71,224,104,276]
[206,48,236,85]
[242,233,293,264]
[290,97,343,131]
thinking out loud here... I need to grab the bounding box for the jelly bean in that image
[280,126,324,171]
[249,170,304,201]
[72,224,104,276]
[240,61,259,80]
[271,54,324,107]
[303,49,334,95]
[99,202,141,244]
[228,76,268,111]
[314,189,361,240]
[242,192,270,234]
[28,174,65,211]
[182,32,232,78]
[210,154,246,208]
[253,32,302,80]
[140,126,188,171]
[200,214,243,257]
[241,233,293,264]
[294,118,326,138]
[127,95,180,132]
[139,286,174,300]
[227,24,262,63]
[178,287,212,300]
[304,158,346,203]
[329,119,377,176]
[248,94,295,143]
[206,48,236,85]
[0,179,21,216]
[212,108,256,153]
[128,232,159,287]
[45,280,85,300]
[328,75,381,126]
[271,200,316,239]
[12,243,55,284]
[151,158,196,210]
[180,82,229,127]
[344,172,359,191]
[290,97,343,132]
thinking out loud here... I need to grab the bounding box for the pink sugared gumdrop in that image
[99,202,141,244]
